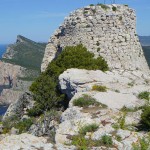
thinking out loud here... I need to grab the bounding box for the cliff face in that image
[0,35,46,105]
[41,4,149,73]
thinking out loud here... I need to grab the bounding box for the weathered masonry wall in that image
[41,4,149,73]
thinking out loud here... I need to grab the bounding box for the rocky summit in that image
[0,4,150,150]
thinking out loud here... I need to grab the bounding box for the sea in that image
[0,44,8,115]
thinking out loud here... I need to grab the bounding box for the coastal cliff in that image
[0,4,150,150]
[0,35,46,105]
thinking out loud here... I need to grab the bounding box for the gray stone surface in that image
[0,133,54,150]
[3,92,34,120]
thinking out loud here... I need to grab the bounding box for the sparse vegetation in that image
[2,115,19,134]
[115,89,120,93]
[101,135,113,146]
[128,82,134,87]
[116,135,122,142]
[92,85,107,92]
[112,112,127,130]
[79,123,99,135]
[97,47,101,52]
[73,95,100,108]
[141,106,150,130]
[112,6,117,11]
[96,41,100,46]
[119,113,126,129]
[84,11,88,14]
[138,91,150,101]
[71,125,113,149]
[132,136,150,150]
[15,118,33,133]
[120,106,141,113]
[119,16,122,21]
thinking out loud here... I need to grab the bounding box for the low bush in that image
[120,106,141,113]
[15,118,33,133]
[101,135,113,146]
[138,91,150,101]
[119,16,122,21]
[92,85,107,92]
[71,125,113,149]
[90,4,94,6]
[141,106,150,130]
[112,6,117,11]
[2,115,19,134]
[112,112,126,130]
[116,135,122,142]
[73,95,100,107]
[79,123,99,135]
[118,113,126,129]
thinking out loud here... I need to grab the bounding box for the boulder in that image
[0,133,54,150]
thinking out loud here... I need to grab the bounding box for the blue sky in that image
[0,0,150,44]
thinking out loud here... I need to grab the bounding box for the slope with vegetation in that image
[29,44,108,116]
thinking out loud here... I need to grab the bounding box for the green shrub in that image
[119,113,126,129]
[97,4,109,10]
[90,4,94,6]
[2,115,19,134]
[73,95,99,107]
[141,106,150,129]
[96,41,100,46]
[84,11,88,14]
[101,135,113,146]
[79,123,99,135]
[92,85,107,92]
[116,135,122,142]
[97,47,101,52]
[112,112,126,130]
[138,91,150,101]
[112,6,117,11]
[71,135,91,150]
[120,106,140,113]
[119,16,122,21]
[29,44,108,116]
[15,118,33,133]
[27,103,44,116]
[128,82,134,86]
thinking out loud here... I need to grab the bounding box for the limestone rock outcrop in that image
[0,133,54,150]
[41,4,149,73]
[59,68,150,100]
[56,69,150,149]
[3,92,34,120]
